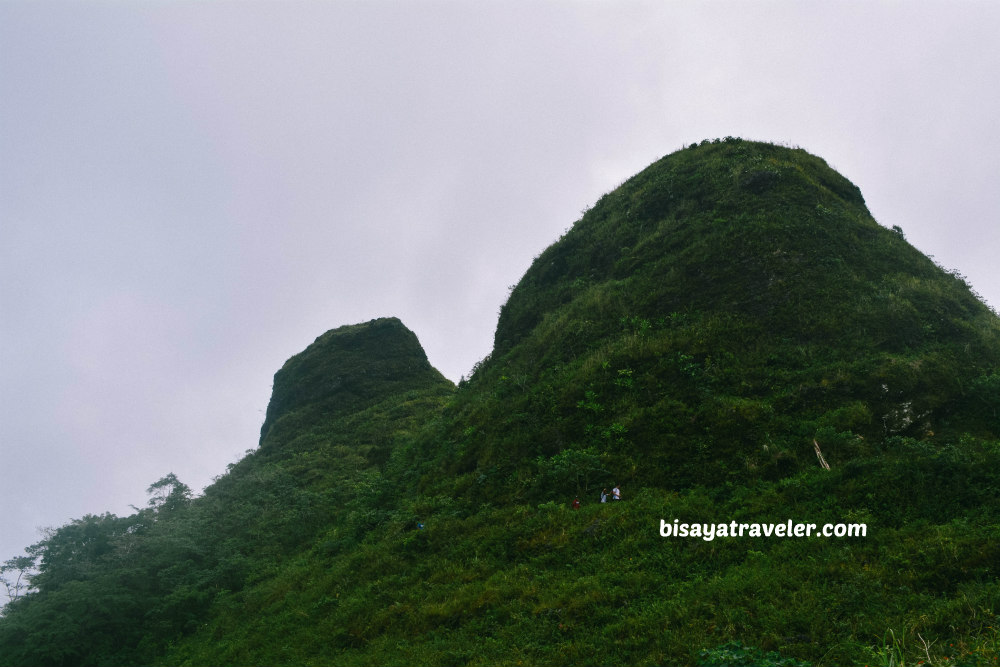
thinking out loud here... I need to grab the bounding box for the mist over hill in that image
[2,139,999,666]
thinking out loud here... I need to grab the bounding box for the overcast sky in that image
[2,1,998,566]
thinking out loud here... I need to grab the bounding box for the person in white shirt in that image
[612,485,621,501]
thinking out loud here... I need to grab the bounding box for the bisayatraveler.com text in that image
[660,519,867,541]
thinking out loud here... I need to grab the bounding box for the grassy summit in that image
[419,138,1000,500]
[259,316,454,453]
[2,139,999,666]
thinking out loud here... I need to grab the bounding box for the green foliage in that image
[3,141,1000,667]
[0,554,34,604]
[698,641,812,666]
[533,447,608,496]
[867,629,905,667]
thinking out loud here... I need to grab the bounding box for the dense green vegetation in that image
[3,139,999,666]
[0,318,456,666]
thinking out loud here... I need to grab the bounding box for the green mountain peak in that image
[259,317,453,449]
[442,138,1000,494]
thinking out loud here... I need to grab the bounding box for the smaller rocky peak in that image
[259,317,451,446]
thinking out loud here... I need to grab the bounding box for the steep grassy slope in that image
[0,318,454,667]
[259,317,451,449]
[158,140,1000,666]
[413,138,1000,500]
[3,140,999,666]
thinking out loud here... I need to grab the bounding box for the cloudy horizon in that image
[2,0,998,567]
